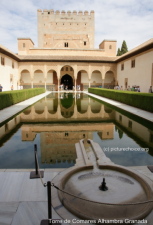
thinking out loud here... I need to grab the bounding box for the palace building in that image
[0,9,153,92]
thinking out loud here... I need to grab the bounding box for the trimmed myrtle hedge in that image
[88,88,153,112]
[0,88,45,110]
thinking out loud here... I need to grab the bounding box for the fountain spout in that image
[99,178,108,191]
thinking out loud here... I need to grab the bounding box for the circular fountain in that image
[52,140,153,224]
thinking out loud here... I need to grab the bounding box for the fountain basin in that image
[53,164,153,222]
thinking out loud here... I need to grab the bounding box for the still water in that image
[0,92,153,168]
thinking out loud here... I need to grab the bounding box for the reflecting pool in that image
[0,92,153,168]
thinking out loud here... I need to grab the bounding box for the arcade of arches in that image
[20,64,116,91]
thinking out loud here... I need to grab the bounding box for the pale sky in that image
[0,0,153,53]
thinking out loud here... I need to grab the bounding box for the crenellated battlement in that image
[37,9,95,49]
[37,9,94,16]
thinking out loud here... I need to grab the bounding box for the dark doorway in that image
[61,74,73,90]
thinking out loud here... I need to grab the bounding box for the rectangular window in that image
[23,43,25,48]
[128,120,132,129]
[119,115,122,122]
[12,61,14,69]
[131,59,135,68]
[84,41,86,46]
[149,133,153,143]
[64,42,68,47]
[1,57,5,65]
[121,63,124,71]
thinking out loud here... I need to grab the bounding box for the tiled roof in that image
[19,55,118,62]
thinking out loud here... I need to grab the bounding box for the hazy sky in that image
[0,0,153,53]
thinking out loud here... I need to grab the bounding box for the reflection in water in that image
[115,126,124,139]
[60,93,74,109]
[0,93,153,168]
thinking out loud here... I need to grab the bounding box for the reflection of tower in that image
[97,124,114,140]
[22,127,37,141]
[40,131,93,164]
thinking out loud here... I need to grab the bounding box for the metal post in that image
[40,182,61,225]
[47,181,52,221]
[34,144,38,175]
[30,144,44,179]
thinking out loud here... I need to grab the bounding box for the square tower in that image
[37,9,95,49]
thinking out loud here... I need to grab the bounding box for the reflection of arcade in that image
[21,123,114,164]
[20,93,114,121]
[60,93,75,118]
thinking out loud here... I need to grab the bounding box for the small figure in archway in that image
[149,86,153,93]
[0,84,3,92]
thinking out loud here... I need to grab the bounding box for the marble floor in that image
[0,169,66,225]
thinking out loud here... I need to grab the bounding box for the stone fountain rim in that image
[55,164,153,221]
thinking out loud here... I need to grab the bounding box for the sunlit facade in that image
[0,10,153,92]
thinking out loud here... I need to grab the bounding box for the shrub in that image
[0,88,45,110]
[88,88,153,112]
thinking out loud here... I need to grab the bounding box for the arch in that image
[23,108,31,115]
[34,100,45,114]
[76,94,88,113]
[91,70,102,88]
[90,99,101,113]
[60,65,74,90]
[47,69,58,91]
[60,93,74,118]
[20,69,31,89]
[60,93,74,109]
[77,70,89,91]
[33,70,45,88]
[61,110,74,118]
[61,74,73,90]
[104,105,113,114]
[46,93,58,114]
[104,71,115,89]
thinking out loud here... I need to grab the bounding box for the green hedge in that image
[88,88,153,112]
[0,88,45,110]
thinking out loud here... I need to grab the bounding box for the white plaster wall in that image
[105,72,114,82]
[21,71,31,82]
[34,71,44,83]
[81,72,88,82]
[115,112,152,145]
[117,50,153,92]
[47,71,53,83]
[91,72,102,82]
[0,54,18,91]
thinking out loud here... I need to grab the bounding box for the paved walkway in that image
[87,92,153,122]
[0,91,51,124]
[0,169,66,225]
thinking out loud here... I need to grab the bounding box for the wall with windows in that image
[117,50,153,92]
[37,9,95,49]
[0,53,19,91]
[115,111,153,149]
